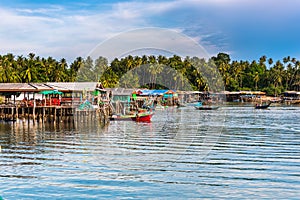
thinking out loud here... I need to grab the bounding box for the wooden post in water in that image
[36,107,40,123]
[11,107,14,122]
[54,107,57,122]
[15,105,19,123]
[33,101,36,124]
[48,107,51,123]
[21,107,24,121]
[59,107,62,122]
[42,107,45,122]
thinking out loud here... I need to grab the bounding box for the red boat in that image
[109,112,153,122]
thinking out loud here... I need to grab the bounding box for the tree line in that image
[0,52,299,95]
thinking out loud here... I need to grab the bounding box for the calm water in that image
[0,105,300,199]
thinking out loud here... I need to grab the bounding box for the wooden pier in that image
[0,82,114,124]
[0,104,112,124]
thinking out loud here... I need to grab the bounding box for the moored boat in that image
[176,103,186,108]
[109,112,153,122]
[255,102,271,109]
[195,106,219,110]
[154,104,166,110]
[194,101,219,110]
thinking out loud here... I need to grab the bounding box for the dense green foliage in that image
[0,53,299,95]
[0,53,82,83]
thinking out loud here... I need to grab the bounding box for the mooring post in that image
[11,107,14,122]
[16,105,19,122]
[33,101,36,124]
[54,107,57,122]
[59,107,62,122]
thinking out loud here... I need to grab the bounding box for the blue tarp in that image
[140,89,169,96]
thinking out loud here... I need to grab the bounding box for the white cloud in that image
[1,0,168,61]
[15,5,64,15]
[88,28,210,62]
[111,1,176,18]
[1,0,299,62]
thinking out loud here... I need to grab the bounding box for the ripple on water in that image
[0,106,300,199]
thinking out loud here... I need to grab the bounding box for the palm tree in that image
[253,72,259,90]
[270,61,284,96]
[94,56,109,82]
[1,54,21,82]
[290,61,300,90]
[158,55,168,65]
[53,58,68,82]
[69,57,83,82]
[268,58,273,68]
[119,71,139,88]
[77,56,94,82]
[283,56,290,66]
[259,55,267,66]
[21,53,38,83]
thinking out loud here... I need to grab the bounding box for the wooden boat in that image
[109,112,153,122]
[176,103,186,108]
[154,104,166,110]
[255,102,271,109]
[195,106,219,110]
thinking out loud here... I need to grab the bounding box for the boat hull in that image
[195,106,219,110]
[255,103,271,109]
[110,113,153,122]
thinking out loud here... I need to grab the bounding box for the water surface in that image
[0,106,299,199]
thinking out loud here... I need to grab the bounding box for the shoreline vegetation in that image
[0,53,299,96]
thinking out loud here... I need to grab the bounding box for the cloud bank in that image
[0,0,299,62]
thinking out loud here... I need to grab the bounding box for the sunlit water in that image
[0,106,299,199]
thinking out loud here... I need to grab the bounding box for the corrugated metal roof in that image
[0,82,99,93]
[46,82,76,92]
[0,83,195,95]
[30,83,53,90]
[0,83,51,92]
[106,88,135,96]
[46,82,98,92]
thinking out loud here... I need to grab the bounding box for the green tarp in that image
[92,90,99,96]
[39,90,63,95]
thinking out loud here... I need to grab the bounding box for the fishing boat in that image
[255,102,271,109]
[154,104,166,110]
[194,101,219,110]
[176,102,186,108]
[109,112,153,122]
[195,106,219,110]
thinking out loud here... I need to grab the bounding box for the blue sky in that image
[1,0,300,62]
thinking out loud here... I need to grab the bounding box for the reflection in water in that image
[0,106,300,199]
[0,119,110,147]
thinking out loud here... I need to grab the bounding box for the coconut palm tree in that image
[253,72,259,90]
[69,57,83,82]
[270,61,284,96]
[268,58,273,68]
[53,58,68,82]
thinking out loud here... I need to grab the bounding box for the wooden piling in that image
[0,103,110,125]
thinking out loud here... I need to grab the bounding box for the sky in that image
[1,0,300,63]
